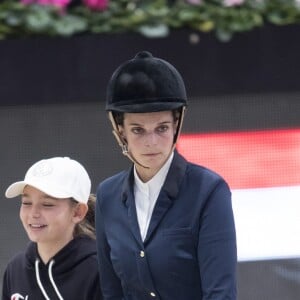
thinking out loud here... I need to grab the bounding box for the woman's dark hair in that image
[73,194,96,239]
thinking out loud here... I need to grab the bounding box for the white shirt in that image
[134,152,174,241]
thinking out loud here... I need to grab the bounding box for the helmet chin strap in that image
[108,107,186,170]
[172,106,186,151]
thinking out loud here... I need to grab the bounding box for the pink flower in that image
[83,0,108,11]
[223,0,244,6]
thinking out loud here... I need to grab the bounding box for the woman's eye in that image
[132,127,143,134]
[157,125,168,133]
[21,201,31,206]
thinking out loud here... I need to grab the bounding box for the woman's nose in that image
[144,132,158,146]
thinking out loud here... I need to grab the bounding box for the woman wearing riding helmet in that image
[95,51,237,300]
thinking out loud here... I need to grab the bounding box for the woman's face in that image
[20,185,77,251]
[120,110,177,180]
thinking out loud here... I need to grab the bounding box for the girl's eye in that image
[43,203,54,207]
[21,201,31,206]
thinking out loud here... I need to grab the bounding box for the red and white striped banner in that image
[178,128,300,261]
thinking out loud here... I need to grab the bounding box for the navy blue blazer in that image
[96,151,237,300]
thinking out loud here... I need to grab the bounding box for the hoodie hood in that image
[2,236,101,300]
[25,235,97,274]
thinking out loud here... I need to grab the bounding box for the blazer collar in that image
[121,150,187,203]
[120,150,188,244]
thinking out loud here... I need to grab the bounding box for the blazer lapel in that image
[122,168,144,246]
[144,151,187,244]
[144,192,173,244]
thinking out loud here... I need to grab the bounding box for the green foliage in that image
[0,0,299,41]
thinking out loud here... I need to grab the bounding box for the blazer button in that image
[150,292,156,297]
[140,250,145,257]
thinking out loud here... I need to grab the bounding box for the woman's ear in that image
[72,203,88,224]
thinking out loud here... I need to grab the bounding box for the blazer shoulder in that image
[185,161,231,195]
[97,170,128,190]
[188,161,225,180]
[96,169,131,206]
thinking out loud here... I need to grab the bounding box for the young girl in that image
[96,51,237,299]
[2,157,102,300]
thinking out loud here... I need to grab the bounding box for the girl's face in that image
[20,185,78,252]
[120,110,177,181]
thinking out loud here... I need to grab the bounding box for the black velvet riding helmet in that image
[106,51,188,113]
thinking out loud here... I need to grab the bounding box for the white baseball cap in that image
[5,157,91,204]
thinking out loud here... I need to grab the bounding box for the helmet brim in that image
[106,100,187,113]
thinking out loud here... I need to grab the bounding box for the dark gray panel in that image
[1,95,300,298]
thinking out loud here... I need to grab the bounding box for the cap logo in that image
[32,161,53,177]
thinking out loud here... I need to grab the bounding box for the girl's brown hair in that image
[73,194,96,239]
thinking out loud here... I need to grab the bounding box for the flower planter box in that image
[0,24,299,106]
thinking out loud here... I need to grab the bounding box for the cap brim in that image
[5,180,72,199]
[5,181,27,198]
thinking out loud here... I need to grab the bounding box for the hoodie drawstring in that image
[48,260,64,300]
[35,259,64,300]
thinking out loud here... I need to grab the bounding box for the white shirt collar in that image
[134,151,174,190]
